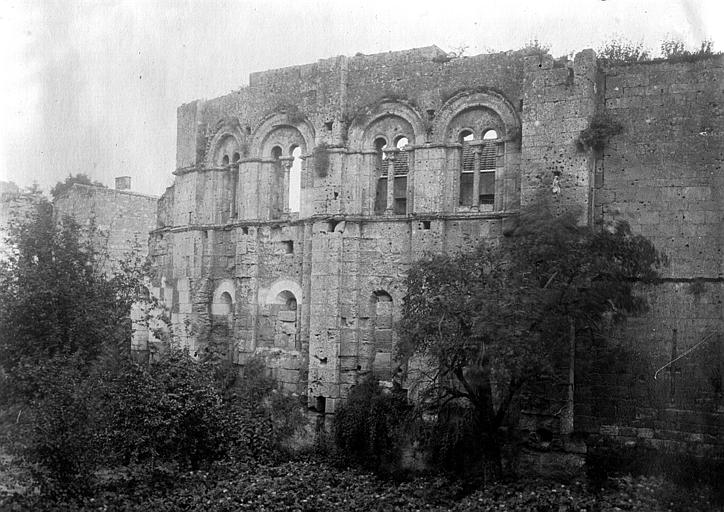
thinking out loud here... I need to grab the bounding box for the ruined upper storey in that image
[165,46,603,227]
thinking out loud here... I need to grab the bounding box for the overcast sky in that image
[1,0,721,196]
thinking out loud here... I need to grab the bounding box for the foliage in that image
[518,38,551,59]
[313,142,330,177]
[0,201,144,399]
[2,457,719,511]
[660,38,716,62]
[398,200,662,477]
[50,173,106,200]
[578,111,624,152]
[597,38,650,64]
[15,351,307,494]
[333,376,414,475]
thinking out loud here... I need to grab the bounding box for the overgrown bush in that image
[15,351,307,495]
[333,376,414,475]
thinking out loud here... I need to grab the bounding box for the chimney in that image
[115,176,131,191]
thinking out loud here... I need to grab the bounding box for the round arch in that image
[259,278,303,307]
[433,90,520,144]
[206,118,244,167]
[347,100,427,152]
[250,112,315,159]
[211,279,236,315]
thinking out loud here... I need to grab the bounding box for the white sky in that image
[1,0,721,196]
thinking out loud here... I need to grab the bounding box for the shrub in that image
[333,376,414,475]
[661,38,716,62]
[578,111,624,151]
[597,38,650,64]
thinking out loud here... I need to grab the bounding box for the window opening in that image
[282,240,294,254]
[480,129,499,205]
[374,137,388,215]
[222,154,230,166]
[289,146,302,212]
[393,136,409,214]
[459,131,475,206]
[232,152,240,163]
[271,146,283,218]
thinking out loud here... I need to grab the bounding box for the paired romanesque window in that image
[374,135,409,215]
[459,129,500,207]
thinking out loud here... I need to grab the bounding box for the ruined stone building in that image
[0,181,44,260]
[54,177,158,274]
[148,46,722,453]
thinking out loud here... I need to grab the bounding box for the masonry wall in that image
[54,184,158,273]
[578,56,724,454]
[149,47,723,452]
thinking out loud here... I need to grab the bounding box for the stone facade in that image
[0,181,44,260]
[149,46,723,452]
[54,182,158,273]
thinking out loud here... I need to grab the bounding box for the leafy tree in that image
[398,202,662,479]
[0,200,142,399]
[50,173,106,200]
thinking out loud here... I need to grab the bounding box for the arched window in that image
[393,136,409,214]
[232,152,240,163]
[479,129,499,204]
[289,146,302,213]
[371,291,394,380]
[374,137,388,215]
[459,128,499,207]
[271,146,284,218]
[459,130,475,206]
[222,154,230,166]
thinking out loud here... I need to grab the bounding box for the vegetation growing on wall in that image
[50,173,106,199]
[578,111,624,152]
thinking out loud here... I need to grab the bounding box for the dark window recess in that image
[222,154,230,166]
[421,220,431,230]
[393,176,407,215]
[282,240,294,254]
[241,226,249,235]
[480,171,495,205]
[324,121,334,131]
[459,172,474,206]
[374,177,387,214]
[315,396,326,414]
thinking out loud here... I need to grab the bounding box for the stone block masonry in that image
[148,46,723,456]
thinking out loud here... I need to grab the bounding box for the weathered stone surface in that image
[147,47,723,456]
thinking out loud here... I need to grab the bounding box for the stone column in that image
[472,146,482,208]
[280,156,293,214]
[385,149,396,213]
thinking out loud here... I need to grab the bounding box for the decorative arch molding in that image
[205,117,244,167]
[347,100,427,152]
[250,112,315,158]
[433,90,520,144]
[259,278,303,306]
